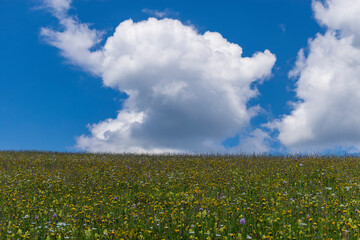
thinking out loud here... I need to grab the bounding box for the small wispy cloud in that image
[142,8,178,18]
[279,23,286,33]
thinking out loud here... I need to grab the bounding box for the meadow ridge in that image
[1,151,360,239]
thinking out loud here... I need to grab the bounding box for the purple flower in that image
[114,196,118,200]
[282,181,287,185]
[199,208,203,211]
[290,198,294,201]
[356,209,359,213]
[240,218,246,224]
[35,216,39,221]
[53,213,57,218]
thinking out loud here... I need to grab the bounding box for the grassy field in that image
[0,151,360,239]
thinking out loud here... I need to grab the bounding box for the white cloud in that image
[142,8,177,18]
[41,18,104,75]
[41,0,276,153]
[42,0,71,17]
[313,0,360,39]
[228,129,273,154]
[269,0,360,152]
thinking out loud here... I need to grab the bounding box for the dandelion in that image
[240,218,246,224]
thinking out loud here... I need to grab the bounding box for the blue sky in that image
[1,0,359,154]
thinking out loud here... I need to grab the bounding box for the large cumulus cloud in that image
[269,0,360,152]
[41,0,276,153]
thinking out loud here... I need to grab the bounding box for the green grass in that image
[1,151,360,239]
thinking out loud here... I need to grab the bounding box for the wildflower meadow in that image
[1,151,360,239]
